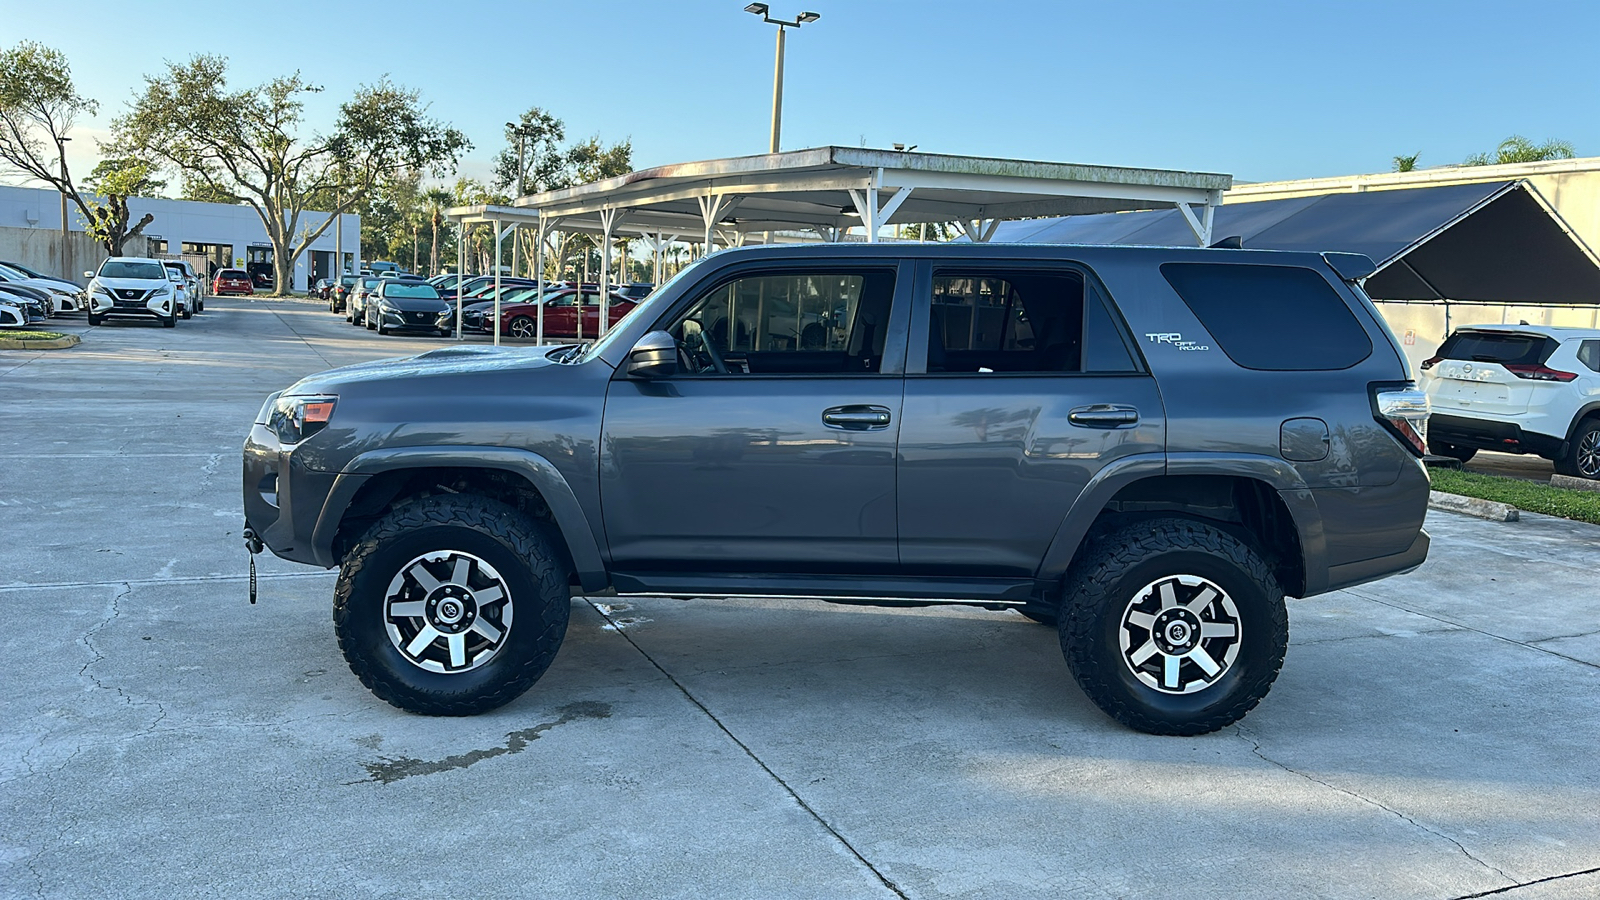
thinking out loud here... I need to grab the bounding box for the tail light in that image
[1504,363,1577,382]
[1419,355,1442,371]
[1371,382,1430,457]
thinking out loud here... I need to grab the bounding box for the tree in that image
[491,107,567,195]
[0,41,109,252]
[116,56,468,293]
[81,158,164,255]
[1392,152,1420,173]
[423,187,453,275]
[1464,135,1575,166]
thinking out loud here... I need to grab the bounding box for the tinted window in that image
[99,261,165,280]
[928,271,1083,372]
[381,283,441,299]
[1435,331,1557,367]
[1575,340,1600,373]
[1161,263,1373,371]
[218,269,247,278]
[670,270,895,375]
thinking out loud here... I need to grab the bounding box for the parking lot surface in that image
[3,297,1599,899]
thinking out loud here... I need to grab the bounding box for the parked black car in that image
[367,279,452,337]
[244,243,1431,735]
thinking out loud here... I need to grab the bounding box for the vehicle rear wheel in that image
[509,316,535,339]
[334,495,571,715]
[1555,418,1600,479]
[1058,517,1287,736]
[1430,440,1476,463]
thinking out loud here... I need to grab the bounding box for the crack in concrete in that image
[585,597,909,900]
[266,306,337,369]
[1451,863,1600,898]
[1292,626,1462,647]
[350,701,612,784]
[1529,627,1600,644]
[1343,587,1600,672]
[1235,727,1514,884]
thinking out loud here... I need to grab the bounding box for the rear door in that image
[600,260,910,573]
[897,259,1165,576]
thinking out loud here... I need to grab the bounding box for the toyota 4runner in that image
[243,243,1432,735]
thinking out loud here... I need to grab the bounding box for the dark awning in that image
[987,181,1600,305]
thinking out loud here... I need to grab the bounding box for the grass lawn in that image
[1430,467,1600,526]
[0,330,67,341]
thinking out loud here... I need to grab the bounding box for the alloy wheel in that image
[1579,429,1600,478]
[1119,575,1242,694]
[383,551,514,673]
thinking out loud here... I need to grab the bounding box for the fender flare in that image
[311,445,609,592]
[1034,452,1330,597]
[1568,402,1600,442]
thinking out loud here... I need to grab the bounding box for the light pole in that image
[744,4,819,154]
[507,122,533,276]
[58,136,71,279]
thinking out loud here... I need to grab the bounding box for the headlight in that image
[152,285,171,297]
[91,284,112,297]
[268,395,338,445]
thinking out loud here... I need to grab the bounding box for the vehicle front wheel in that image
[1555,418,1600,479]
[334,495,571,715]
[1058,517,1288,736]
[162,310,177,328]
[1430,440,1476,463]
[181,305,193,320]
[87,312,103,326]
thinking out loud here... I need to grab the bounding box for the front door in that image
[897,261,1165,576]
[600,263,910,574]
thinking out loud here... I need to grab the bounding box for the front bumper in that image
[378,307,445,332]
[1430,413,1566,459]
[242,423,358,568]
[92,293,172,319]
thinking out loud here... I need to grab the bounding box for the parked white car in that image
[161,260,204,315]
[1421,324,1600,478]
[0,294,30,328]
[0,261,82,316]
[85,257,179,328]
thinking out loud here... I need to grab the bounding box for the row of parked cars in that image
[314,269,651,339]
[0,257,213,328]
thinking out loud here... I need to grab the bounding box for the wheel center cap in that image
[1153,608,1201,653]
[426,586,477,630]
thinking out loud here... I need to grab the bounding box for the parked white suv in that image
[86,257,179,328]
[161,260,204,316]
[1421,325,1600,478]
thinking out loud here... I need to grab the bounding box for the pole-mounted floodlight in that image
[743,4,821,154]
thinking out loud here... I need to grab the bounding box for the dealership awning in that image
[987,180,1600,305]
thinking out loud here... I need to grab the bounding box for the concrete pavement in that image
[2,297,1598,899]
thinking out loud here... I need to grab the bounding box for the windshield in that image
[382,283,442,300]
[578,255,713,363]
[0,263,27,280]
[219,269,247,278]
[2,261,44,278]
[361,277,381,288]
[99,260,165,280]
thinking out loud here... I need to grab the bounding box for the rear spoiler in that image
[1323,252,1377,282]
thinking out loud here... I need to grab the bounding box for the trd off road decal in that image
[1145,332,1210,351]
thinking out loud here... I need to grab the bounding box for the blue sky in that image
[10,0,1600,188]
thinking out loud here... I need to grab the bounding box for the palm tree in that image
[1392,153,1420,173]
[1464,136,1576,166]
[424,188,453,276]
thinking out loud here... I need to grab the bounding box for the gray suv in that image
[243,244,1432,735]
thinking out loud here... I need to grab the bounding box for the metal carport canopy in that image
[500,146,1233,246]
[985,180,1600,305]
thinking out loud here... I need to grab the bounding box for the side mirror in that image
[625,330,678,379]
[83,271,95,279]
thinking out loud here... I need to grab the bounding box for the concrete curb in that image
[1551,474,1600,493]
[1429,490,1519,522]
[0,333,80,351]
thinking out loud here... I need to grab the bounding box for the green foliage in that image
[180,178,241,204]
[1429,468,1600,525]
[115,56,468,293]
[1463,135,1576,166]
[1392,152,1420,173]
[0,41,103,232]
[491,107,567,194]
[80,158,163,254]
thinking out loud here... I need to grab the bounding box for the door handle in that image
[1068,404,1140,428]
[823,405,893,430]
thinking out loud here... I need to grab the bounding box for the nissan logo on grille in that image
[116,289,144,300]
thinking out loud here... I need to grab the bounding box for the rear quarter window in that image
[1160,263,1373,371]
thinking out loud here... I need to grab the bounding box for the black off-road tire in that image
[1430,440,1476,463]
[1554,417,1600,479]
[333,494,571,716]
[1058,517,1288,736]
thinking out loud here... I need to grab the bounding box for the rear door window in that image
[1435,331,1557,366]
[924,268,1138,373]
[1160,263,1373,371]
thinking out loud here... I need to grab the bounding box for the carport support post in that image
[492,218,504,347]
[455,219,466,342]
[598,208,624,338]
[535,214,547,345]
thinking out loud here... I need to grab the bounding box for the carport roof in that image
[448,146,1233,242]
[987,180,1600,305]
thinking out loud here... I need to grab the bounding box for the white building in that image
[0,184,359,292]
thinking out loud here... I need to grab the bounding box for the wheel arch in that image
[1568,402,1600,439]
[313,446,609,592]
[1037,454,1329,600]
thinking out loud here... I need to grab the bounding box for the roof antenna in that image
[1209,235,1244,249]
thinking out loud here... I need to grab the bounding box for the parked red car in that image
[213,268,254,296]
[490,288,636,339]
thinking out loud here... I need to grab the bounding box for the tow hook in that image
[243,525,263,604]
